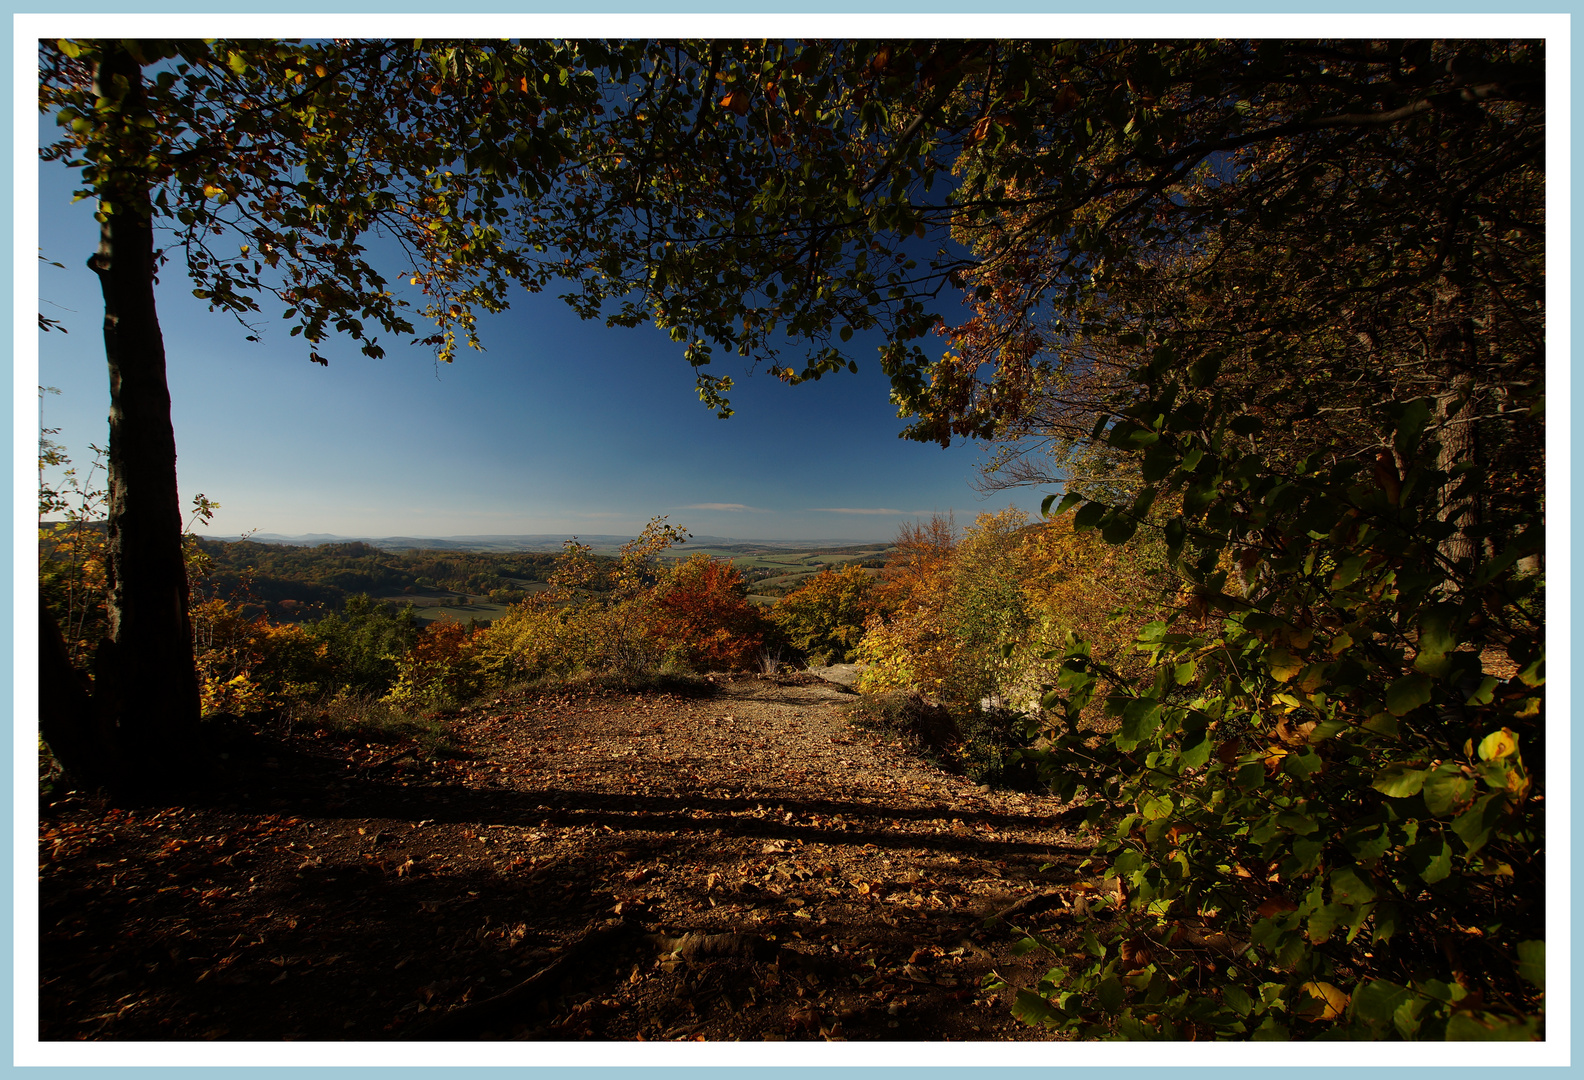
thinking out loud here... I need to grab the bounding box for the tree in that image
[557,38,1544,1039]
[38,38,604,793]
[648,554,771,671]
[771,564,880,666]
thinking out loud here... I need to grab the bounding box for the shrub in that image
[648,554,771,670]
[770,563,879,665]
[304,593,422,696]
[471,599,598,684]
[191,598,329,716]
[382,618,483,710]
[470,517,689,682]
[858,510,1046,713]
[1011,385,1544,1039]
[286,691,458,758]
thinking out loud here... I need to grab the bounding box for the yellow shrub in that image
[192,599,327,716]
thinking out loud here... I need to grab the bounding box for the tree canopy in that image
[551,37,1546,1040]
[40,37,1547,1039]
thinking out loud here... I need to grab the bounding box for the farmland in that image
[180,535,893,624]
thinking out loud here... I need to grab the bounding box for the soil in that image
[38,673,1096,1044]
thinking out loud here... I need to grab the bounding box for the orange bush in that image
[649,554,769,671]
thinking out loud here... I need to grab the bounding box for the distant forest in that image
[191,540,565,620]
[185,538,888,620]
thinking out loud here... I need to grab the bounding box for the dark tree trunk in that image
[1431,273,1484,586]
[40,42,201,796]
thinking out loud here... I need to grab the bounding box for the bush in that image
[470,517,689,683]
[846,691,1039,789]
[382,618,484,711]
[1013,387,1544,1039]
[770,563,879,665]
[191,598,329,716]
[286,691,458,758]
[304,593,422,696]
[648,554,772,670]
[858,510,1053,713]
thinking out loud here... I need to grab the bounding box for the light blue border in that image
[8,6,1575,1076]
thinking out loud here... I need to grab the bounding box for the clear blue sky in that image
[36,160,1036,545]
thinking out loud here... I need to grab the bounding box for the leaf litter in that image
[40,672,1089,1042]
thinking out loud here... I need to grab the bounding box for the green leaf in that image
[1413,604,1459,677]
[1250,1015,1289,1040]
[1306,902,1347,944]
[1465,677,1501,706]
[1450,792,1506,856]
[1011,987,1062,1026]
[1406,834,1453,884]
[1371,764,1429,798]
[1119,697,1162,748]
[1477,728,1519,761]
[1042,491,1084,518]
[1516,940,1544,990]
[1290,835,1326,875]
[1342,825,1391,863]
[1222,984,1253,1017]
[1275,810,1319,835]
[1189,352,1222,387]
[1138,792,1173,820]
[1445,1012,1542,1041]
[1163,515,1186,554]
[1393,995,1427,1039]
[1141,439,1176,482]
[1180,729,1212,769]
[1394,397,1432,459]
[1096,976,1125,1014]
[1329,865,1377,906]
[1351,980,1410,1029]
[1072,500,1108,531]
[1101,513,1139,545]
[1423,764,1478,816]
[1385,672,1434,716]
[1266,647,1302,682]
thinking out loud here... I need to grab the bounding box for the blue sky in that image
[37,154,1032,544]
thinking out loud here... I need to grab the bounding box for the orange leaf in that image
[1256,896,1298,919]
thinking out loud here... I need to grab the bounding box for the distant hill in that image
[206,532,880,554]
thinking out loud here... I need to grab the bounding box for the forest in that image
[36,38,1544,1046]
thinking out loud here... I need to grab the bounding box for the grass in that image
[506,663,717,698]
[285,693,461,758]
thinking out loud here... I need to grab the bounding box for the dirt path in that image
[39,674,1089,1043]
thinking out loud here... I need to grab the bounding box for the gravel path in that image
[39,673,1090,1043]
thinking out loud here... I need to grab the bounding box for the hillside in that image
[184,537,894,625]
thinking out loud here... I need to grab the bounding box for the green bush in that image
[1013,384,1544,1040]
[287,691,458,758]
[304,594,421,696]
[771,563,879,665]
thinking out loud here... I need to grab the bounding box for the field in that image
[669,545,892,595]
[369,581,553,626]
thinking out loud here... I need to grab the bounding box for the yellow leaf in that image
[1478,728,1519,761]
[1294,981,1349,1022]
[1267,648,1302,682]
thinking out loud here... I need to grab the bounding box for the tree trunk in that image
[42,42,201,796]
[1432,274,1484,587]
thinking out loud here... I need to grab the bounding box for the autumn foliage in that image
[648,554,769,671]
